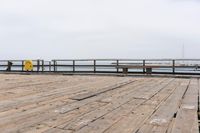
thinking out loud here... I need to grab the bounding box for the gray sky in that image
[0,0,200,60]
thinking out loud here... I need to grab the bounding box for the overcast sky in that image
[0,0,200,60]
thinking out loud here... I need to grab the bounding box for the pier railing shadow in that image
[0,59,200,75]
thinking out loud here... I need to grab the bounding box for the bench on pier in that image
[116,65,162,74]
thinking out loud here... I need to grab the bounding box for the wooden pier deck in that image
[0,74,199,133]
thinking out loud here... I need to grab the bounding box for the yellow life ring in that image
[24,60,33,71]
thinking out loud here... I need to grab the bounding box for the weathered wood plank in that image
[59,78,172,131]
[0,76,121,113]
[43,128,72,133]
[171,79,199,133]
[19,78,156,133]
[89,78,180,133]
[70,79,135,101]
[0,74,198,133]
[0,76,135,132]
[137,79,190,133]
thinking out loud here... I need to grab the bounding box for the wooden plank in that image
[56,78,163,115]
[0,76,96,101]
[136,79,190,133]
[86,78,181,133]
[18,101,107,133]
[0,75,72,90]
[52,80,148,115]
[76,99,145,133]
[58,78,172,131]
[171,79,199,133]
[71,79,135,101]
[0,77,123,116]
[0,76,128,132]
[43,128,72,133]
[1,74,197,133]
[19,78,157,133]
[0,77,138,132]
[0,76,120,113]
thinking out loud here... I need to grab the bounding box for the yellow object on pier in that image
[24,60,33,71]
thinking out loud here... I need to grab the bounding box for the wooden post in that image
[37,60,40,72]
[42,60,44,72]
[53,60,56,72]
[143,60,146,73]
[55,61,57,71]
[22,60,24,72]
[49,61,51,71]
[94,60,96,73]
[172,60,175,74]
[116,60,119,73]
[73,60,75,72]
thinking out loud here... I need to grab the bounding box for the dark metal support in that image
[55,61,57,71]
[49,61,51,71]
[172,60,175,74]
[42,60,44,72]
[37,60,40,72]
[53,60,56,72]
[22,61,24,72]
[73,60,75,72]
[94,60,96,73]
[143,60,146,73]
[116,60,119,73]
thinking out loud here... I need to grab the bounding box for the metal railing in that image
[0,59,200,75]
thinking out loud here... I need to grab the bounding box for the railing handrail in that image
[1,59,200,75]
[52,59,200,61]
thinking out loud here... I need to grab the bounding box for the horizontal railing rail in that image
[0,59,200,75]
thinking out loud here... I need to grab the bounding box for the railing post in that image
[73,60,75,72]
[116,60,119,73]
[49,61,51,71]
[172,60,175,74]
[53,60,56,72]
[42,60,44,72]
[94,60,96,73]
[143,60,146,73]
[6,61,12,71]
[37,60,40,72]
[55,61,57,71]
[22,60,24,72]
